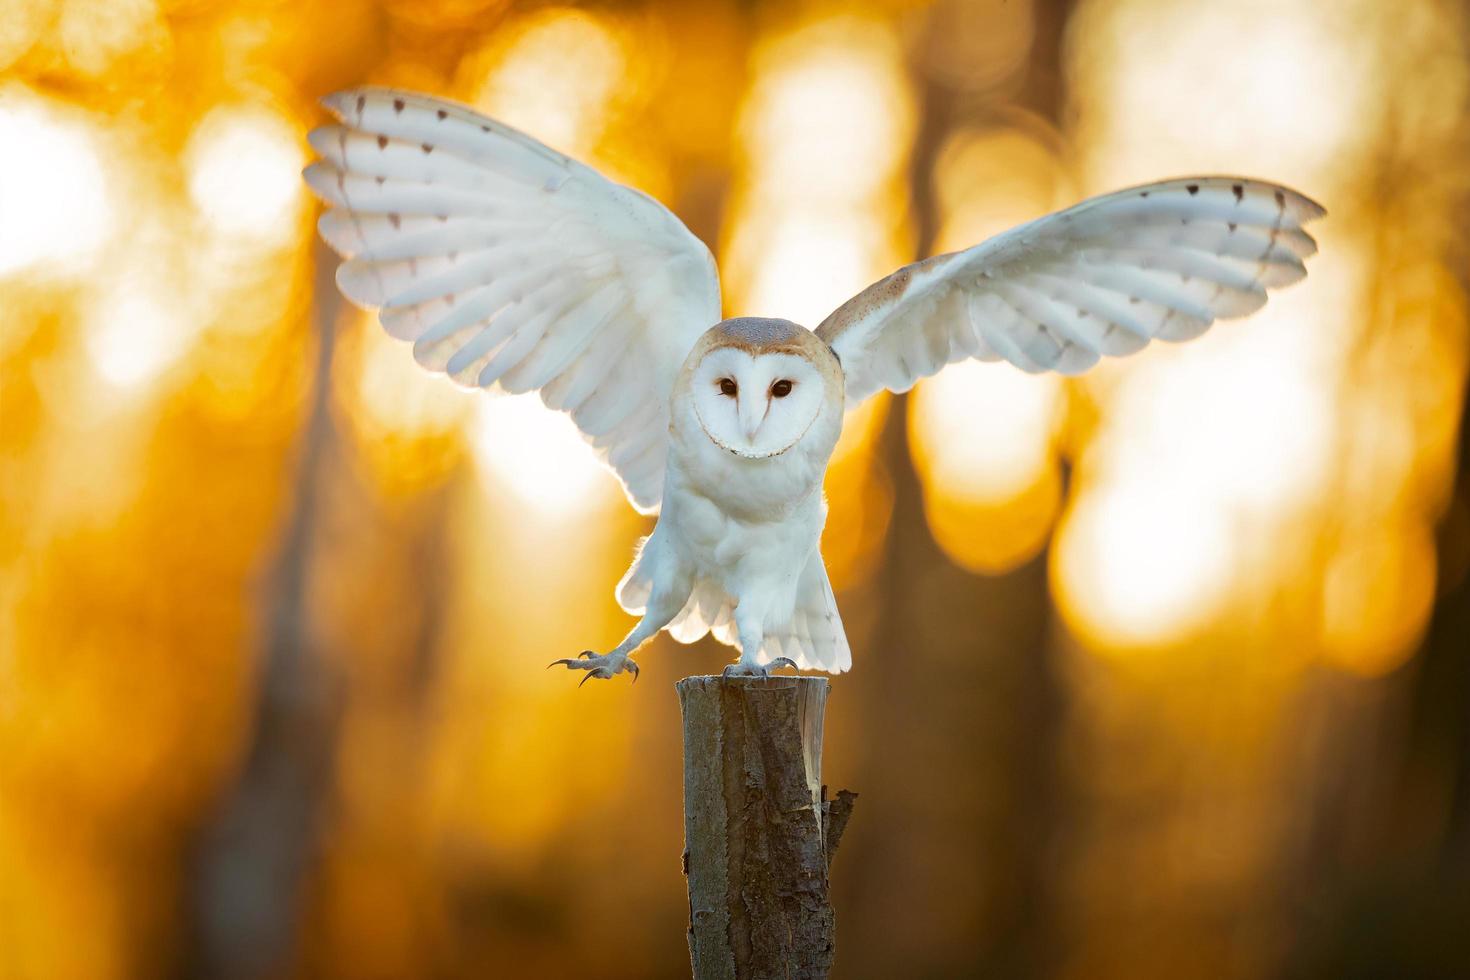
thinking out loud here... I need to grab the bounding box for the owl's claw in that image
[722,657,800,678]
[548,651,638,686]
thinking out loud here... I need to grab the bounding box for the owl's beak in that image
[738,392,765,443]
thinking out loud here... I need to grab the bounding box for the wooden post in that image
[676,675,858,980]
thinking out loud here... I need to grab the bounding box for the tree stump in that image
[676,675,858,980]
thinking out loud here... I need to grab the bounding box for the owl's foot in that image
[722,657,799,678]
[547,650,639,687]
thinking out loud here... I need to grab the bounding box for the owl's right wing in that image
[304,88,722,514]
[816,177,1325,406]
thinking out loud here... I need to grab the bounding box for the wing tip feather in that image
[302,160,343,204]
[305,125,340,159]
[334,261,383,311]
[1293,189,1328,223]
[319,90,356,123]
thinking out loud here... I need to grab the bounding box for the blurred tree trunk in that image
[1281,170,1470,980]
[837,2,1075,976]
[179,243,347,980]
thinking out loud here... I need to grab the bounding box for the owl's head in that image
[680,317,843,460]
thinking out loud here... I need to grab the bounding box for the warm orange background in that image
[2,1,1468,978]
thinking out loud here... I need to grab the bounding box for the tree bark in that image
[676,675,856,980]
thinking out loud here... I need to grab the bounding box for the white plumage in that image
[304,87,1325,682]
[306,89,720,514]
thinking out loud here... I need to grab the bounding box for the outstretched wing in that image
[304,88,722,513]
[816,178,1325,405]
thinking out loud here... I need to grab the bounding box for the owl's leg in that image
[548,582,688,686]
[721,602,798,678]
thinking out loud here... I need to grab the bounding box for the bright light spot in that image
[1091,330,1336,516]
[471,9,626,157]
[723,14,914,328]
[185,103,304,244]
[1321,521,1437,678]
[333,316,473,493]
[84,273,192,388]
[0,87,112,276]
[473,394,612,516]
[730,210,896,328]
[350,318,471,440]
[911,360,1062,505]
[1053,476,1234,649]
[910,360,1064,575]
[740,16,914,202]
[1073,0,1377,186]
[933,124,1064,255]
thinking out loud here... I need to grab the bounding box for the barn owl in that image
[304,88,1324,683]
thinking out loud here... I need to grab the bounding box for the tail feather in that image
[760,554,851,674]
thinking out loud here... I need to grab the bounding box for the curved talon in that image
[549,651,637,688]
[767,657,798,674]
[548,650,599,670]
[578,668,610,688]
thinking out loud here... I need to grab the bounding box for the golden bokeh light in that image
[1083,327,1338,516]
[823,393,894,589]
[911,361,1062,506]
[1320,519,1439,678]
[931,120,1068,255]
[0,0,50,72]
[722,13,915,327]
[729,206,902,329]
[1071,0,1384,189]
[831,390,889,468]
[0,85,112,277]
[55,0,167,78]
[737,16,914,205]
[910,361,1065,572]
[917,0,1036,93]
[185,102,305,246]
[1052,473,1235,651]
[465,7,632,159]
[84,266,192,389]
[335,312,472,494]
[473,393,621,520]
[1053,0,1460,657]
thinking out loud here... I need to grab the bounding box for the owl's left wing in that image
[816,177,1325,405]
[304,88,722,514]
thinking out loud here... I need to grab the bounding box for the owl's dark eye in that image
[719,378,738,397]
[770,379,793,398]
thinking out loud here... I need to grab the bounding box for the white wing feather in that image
[303,88,722,513]
[816,177,1325,405]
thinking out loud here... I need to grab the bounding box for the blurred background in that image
[2,0,1468,977]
